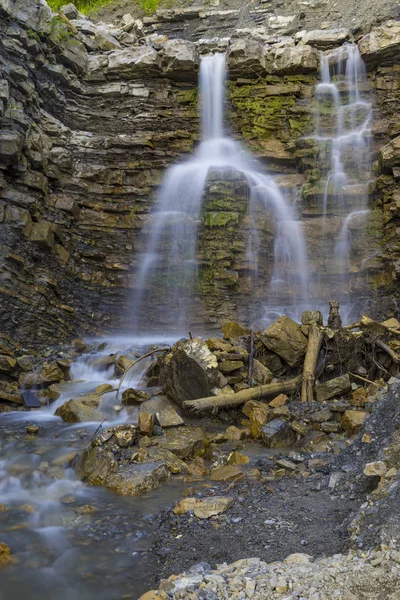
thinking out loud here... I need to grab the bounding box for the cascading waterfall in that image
[132,53,309,333]
[314,43,373,314]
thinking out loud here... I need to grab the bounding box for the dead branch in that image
[182,375,302,413]
[116,347,170,400]
[375,339,400,364]
[349,372,382,388]
[301,323,323,402]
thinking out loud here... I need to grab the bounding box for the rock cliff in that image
[0,0,399,347]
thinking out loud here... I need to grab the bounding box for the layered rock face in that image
[0,1,399,346]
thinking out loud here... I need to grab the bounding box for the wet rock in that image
[95,383,114,394]
[138,412,154,436]
[122,388,149,405]
[26,424,39,435]
[54,399,103,423]
[315,373,352,402]
[261,316,307,367]
[210,465,244,482]
[261,418,297,448]
[116,354,134,375]
[0,542,11,566]
[140,395,184,428]
[138,447,187,474]
[221,321,251,339]
[364,461,387,476]
[106,462,169,496]
[0,355,16,372]
[341,410,367,435]
[39,362,65,385]
[75,445,117,485]
[159,427,207,459]
[114,429,136,448]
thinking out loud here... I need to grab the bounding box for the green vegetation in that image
[47,0,165,16]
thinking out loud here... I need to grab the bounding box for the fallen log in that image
[182,375,302,413]
[301,323,323,402]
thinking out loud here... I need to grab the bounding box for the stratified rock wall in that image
[0,1,399,346]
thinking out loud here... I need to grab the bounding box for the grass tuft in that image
[47,0,164,16]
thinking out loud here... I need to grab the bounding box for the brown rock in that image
[0,355,17,372]
[219,360,245,374]
[210,465,244,482]
[0,542,11,566]
[221,321,251,339]
[187,456,208,477]
[228,451,250,465]
[269,394,288,408]
[250,405,272,439]
[122,388,149,405]
[225,425,248,441]
[138,413,154,436]
[342,410,367,435]
[26,424,39,435]
[364,461,387,476]
[315,374,351,402]
[261,316,307,367]
[54,399,103,423]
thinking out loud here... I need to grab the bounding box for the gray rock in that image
[315,373,352,402]
[261,418,297,448]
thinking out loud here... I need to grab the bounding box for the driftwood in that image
[375,339,400,364]
[301,323,323,402]
[182,375,302,413]
[116,347,170,400]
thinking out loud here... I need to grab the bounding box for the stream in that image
[0,338,188,600]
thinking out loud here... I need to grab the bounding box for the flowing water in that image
[313,43,373,316]
[0,340,189,600]
[132,53,309,334]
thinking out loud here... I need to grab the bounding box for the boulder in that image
[162,348,211,406]
[75,445,117,485]
[261,418,297,448]
[342,410,367,435]
[301,28,350,47]
[105,462,169,496]
[261,316,307,367]
[181,338,218,380]
[358,21,400,65]
[55,399,103,423]
[226,39,265,78]
[39,362,65,384]
[158,39,198,80]
[267,15,299,35]
[315,374,351,402]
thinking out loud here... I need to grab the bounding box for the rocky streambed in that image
[1,311,400,598]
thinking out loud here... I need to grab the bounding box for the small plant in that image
[27,28,41,42]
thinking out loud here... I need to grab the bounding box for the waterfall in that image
[132,53,309,334]
[314,43,373,315]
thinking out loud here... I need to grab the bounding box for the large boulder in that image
[300,28,350,47]
[261,316,308,367]
[162,338,218,405]
[107,46,159,79]
[358,21,400,66]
